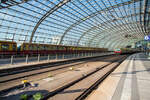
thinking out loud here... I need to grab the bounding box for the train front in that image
[114,48,122,54]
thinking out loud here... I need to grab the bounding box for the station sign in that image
[144,35,150,41]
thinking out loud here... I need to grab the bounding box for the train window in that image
[17,46,21,51]
[52,46,54,50]
[48,46,51,50]
[38,45,41,50]
[43,46,45,50]
[12,44,16,51]
[37,45,39,50]
[34,45,38,50]
[54,46,57,50]
[49,46,52,50]
[29,45,33,50]
[52,46,56,50]
[42,46,44,50]
[39,45,44,50]
[58,46,62,50]
[58,46,60,50]
[49,46,53,50]
[23,45,26,50]
[61,47,64,50]
[32,45,35,50]
[45,46,48,50]
[55,46,57,50]
[46,46,49,50]
[1,44,9,51]
[55,46,58,50]
[115,49,121,51]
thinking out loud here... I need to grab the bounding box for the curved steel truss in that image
[0,0,149,50]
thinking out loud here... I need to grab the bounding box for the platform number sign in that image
[144,35,150,41]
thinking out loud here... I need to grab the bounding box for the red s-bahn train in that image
[114,48,139,54]
[0,41,108,55]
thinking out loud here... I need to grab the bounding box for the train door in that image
[1,43,10,52]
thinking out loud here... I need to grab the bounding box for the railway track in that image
[0,54,113,77]
[41,55,127,100]
[0,55,127,100]
[0,54,119,94]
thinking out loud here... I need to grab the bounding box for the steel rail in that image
[0,54,114,95]
[41,55,127,100]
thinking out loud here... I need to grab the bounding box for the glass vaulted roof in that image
[0,0,150,50]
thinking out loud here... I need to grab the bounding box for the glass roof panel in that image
[0,0,148,49]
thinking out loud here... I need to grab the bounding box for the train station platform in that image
[86,53,150,100]
[0,52,113,70]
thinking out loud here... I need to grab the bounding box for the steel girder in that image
[105,38,137,50]
[84,21,143,47]
[90,34,131,48]
[82,0,148,48]
[77,13,145,45]
[58,0,140,45]
[96,33,140,49]
[90,27,142,48]
[0,0,30,9]
[111,40,127,49]
[100,38,126,50]
[143,0,148,34]
[109,39,125,49]
[29,0,71,43]
[0,0,148,49]
[95,33,140,49]
[88,23,143,48]
[143,0,150,34]
[112,38,137,48]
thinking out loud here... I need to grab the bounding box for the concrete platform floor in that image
[86,53,150,100]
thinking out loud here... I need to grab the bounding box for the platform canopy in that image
[0,0,150,50]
